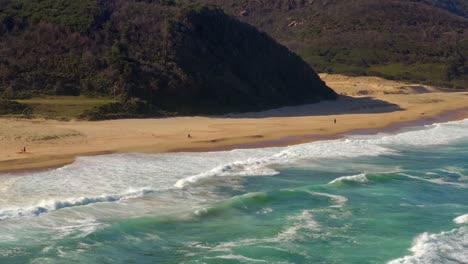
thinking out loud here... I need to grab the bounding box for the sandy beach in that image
[1,74,467,173]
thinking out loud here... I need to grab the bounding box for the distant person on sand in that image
[187,134,191,139]
[334,118,337,124]
[22,146,26,153]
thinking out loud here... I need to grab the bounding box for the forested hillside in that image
[1,0,465,120]
[0,0,336,118]
[195,0,468,88]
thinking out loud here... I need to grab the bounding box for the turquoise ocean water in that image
[1,119,467,264]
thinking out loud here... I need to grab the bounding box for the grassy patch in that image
[367,63,447,82]
[330,64,367,76]
[15,96,118,120]
[0,99,32,116]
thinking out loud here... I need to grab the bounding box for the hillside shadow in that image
[219,96,403,118]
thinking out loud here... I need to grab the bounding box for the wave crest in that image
[0,188,151,221]
[328,174,369,185]
[388,227,468,264]
[454,214,468,224]
[174,159,279,188]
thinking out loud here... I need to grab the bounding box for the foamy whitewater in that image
[1,119,468,263]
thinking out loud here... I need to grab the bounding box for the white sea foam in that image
[194,209,322,253]
[176,119,468,188]
[0,188,151,220]
[257,207,273,214]
[398,173,467,188]
[174,158,280,188]
[440,166,467,177]
[454,214,468,224]
[328,173,369,185]
[277,210,321,241]
[388,227,468,264]
[0,247,24,257]
[206,254,268,263]
[375,119,468,146]
[195,238,267,253]
[308,191,349,208]
[51,217,105,239]
[174,139,393,188]
[439,166,468,182]
[2,119,468,222]
[194,208,209,216]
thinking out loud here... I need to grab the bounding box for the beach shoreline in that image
[174,107,468,153]
[3,106,468,175]
[1,74,467,174]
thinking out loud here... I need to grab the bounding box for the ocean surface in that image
[1,119,468,264]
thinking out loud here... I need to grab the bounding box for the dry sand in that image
[1,74,467,173]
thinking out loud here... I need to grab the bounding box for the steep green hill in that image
[0,0,336,118]
[194,0,468,88]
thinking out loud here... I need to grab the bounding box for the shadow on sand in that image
[219,96,403,118]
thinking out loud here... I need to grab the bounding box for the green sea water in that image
[0,120,467,263]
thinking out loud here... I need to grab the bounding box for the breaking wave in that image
[174,140,392,188]
[388,227,468,264]
[454,214,468,225]
[0,188,152,221]
[174,159,279,188]
[328,173,369,184]
[175,119,468,188]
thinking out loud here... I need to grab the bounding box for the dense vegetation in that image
[196,0,468,88]
[0,0,336,118]
[0,99,31,115]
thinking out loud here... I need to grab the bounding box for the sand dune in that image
[0,74,467,173]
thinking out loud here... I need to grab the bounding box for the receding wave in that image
[388,227,468,264]
[0,188,151,221]
[375,119,468,146]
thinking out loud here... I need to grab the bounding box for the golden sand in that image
[1,74,467,173]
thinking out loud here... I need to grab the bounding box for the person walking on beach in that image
[334,118,337,124]
[187,134,191,139]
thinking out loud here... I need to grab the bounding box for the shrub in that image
[0,99,32,115]
[80,98,175,120]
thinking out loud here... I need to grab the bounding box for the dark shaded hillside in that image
[194,0,468,89]
[419,0,468,17]
[0,0,336,117]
